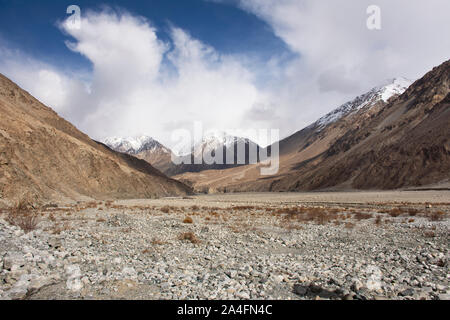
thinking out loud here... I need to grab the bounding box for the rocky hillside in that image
[273,60,450,191]
[175,60,449,192]
[0,74,191,204]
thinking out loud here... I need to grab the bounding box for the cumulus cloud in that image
[0,46,87,117]
[235,0,450,133]
[1,2,449,149]
[1,9,269,149]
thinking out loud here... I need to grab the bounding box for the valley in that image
[0,191,448,300]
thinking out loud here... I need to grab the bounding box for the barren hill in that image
[0,74,191,203]
[176,60,450,193]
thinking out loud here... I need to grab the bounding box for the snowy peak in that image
[192,131,259,157]
[378,77,412,102]
[315,77,413,129]
[102,135,170,155]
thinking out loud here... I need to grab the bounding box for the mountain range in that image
[0,74,191,204]
[1,60,448,202]
[174,61,450,193]
[103,132,262,177]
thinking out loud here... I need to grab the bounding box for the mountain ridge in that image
[0,73,192,203]
[174,60,449,193]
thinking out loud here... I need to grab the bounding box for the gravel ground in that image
[0,192,449,300]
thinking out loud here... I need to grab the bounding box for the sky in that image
[0,0,449,150]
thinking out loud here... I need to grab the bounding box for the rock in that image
[29,275,52,292]
[65,264,83,292]
[351,279,364,292]
[225,270,238,279]
[48,238,62,249]
[121,267,137,279]
[436,284,446,292]
[273,275,284,283]
[3,252,25,270]
[399,288,415,297]
[8,274,32,300]
[237,292,250,299]
[293,284,308,296]
[67,278,83,292]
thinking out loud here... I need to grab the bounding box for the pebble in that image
[0,202,448,300]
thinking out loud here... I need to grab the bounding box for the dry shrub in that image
[97,218,107,223]
[191,205,200,211]
[276,206,340,225]
[387,208,404,217]
[160,206,171,214]
[354,212,373,221]
[178,232,201,244]
[51,222,71,235]
[105,200,114,207]
[6,198,39,233]
[429,211,446,222]
[84,201,98,209]
[408,208,419,216]
[375,215,382,226]
[344,222,355,229]
[233,205,255,211]
[408,218,415,223]
[424,231,436,238]
[151,238,166,245]
[183,216,194,224]
[229,221,253,233]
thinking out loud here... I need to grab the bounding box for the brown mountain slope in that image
[280,60,450,191]
[0,74,191,203]
[176,60,449,192]
[135,148,173,174]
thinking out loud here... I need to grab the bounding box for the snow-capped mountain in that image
[315,77,412,129]
[102,135,170,155]
[191,131,259,158]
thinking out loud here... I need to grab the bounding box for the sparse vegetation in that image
[183,216,194,224]
[344,222,355,229]
[375,215,382,226]
[160,206,171,213]
[151,238,166,245]
[6,197,40,233]
[429,211,446,221]
[178,232,201,244]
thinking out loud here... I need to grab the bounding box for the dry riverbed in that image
[0,191,449,300]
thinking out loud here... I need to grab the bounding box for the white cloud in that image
[235,0,450,133]
[1,9,269,148]
[1,2,449,149]
[59,10,268,148]
[0,46,87,117]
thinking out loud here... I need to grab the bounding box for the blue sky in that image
[0,0,292,75]
[0,0,449,148]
